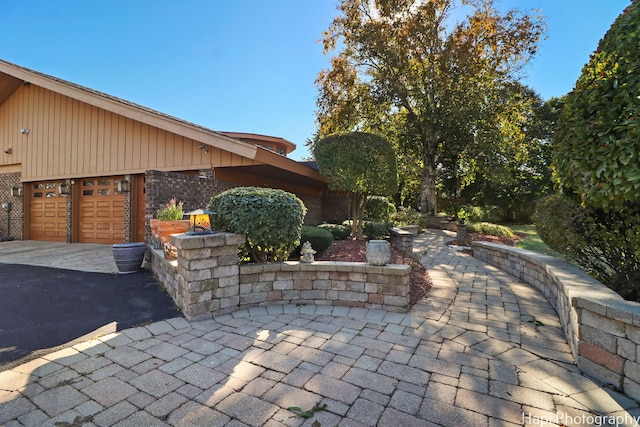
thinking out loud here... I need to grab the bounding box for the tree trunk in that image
[420,163,437,215]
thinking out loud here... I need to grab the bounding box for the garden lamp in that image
[185,209,216,235]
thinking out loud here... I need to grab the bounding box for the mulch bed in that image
[317,239,433,306]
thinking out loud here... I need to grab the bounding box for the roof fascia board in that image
[0,61,258,160]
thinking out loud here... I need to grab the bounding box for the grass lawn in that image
[509,224,564,258]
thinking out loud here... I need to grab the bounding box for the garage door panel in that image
[29,181,66,242]
[79,177,126,244]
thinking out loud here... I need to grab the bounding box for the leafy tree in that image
[317,0,545,214]
[458,91,561,220]
[314,132,397,236]
[554,1,640,210]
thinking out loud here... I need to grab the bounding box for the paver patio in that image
[1,230,639,426]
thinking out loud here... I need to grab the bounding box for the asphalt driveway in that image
[0,264,180,371]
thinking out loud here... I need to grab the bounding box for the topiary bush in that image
[290,226,334,259]
[364,196,396,222]
[364,221,391,240]
[209,187,307,262]
[533,194,640,301]
[317,223,351,240]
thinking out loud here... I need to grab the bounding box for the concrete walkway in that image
[1,231,639,426]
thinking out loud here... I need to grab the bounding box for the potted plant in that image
[156,198,190,260]
[112,242,147,274]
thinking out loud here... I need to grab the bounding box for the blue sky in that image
[0,1,630,160]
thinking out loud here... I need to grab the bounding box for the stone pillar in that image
[456,223,468,244]
[170,232,246,320]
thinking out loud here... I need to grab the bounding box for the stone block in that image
[347,282,364,292]
[219,296,240,309]
[239,273,261,284]
[625,360,640,384]
[338,290,367,303]
[616,337,636,361]
[623,377,640,402]
[217,254,239,266]
[579,325,616,350]
[300,290,326,300]
[240,264,264,274]
[213,265,239,279]
[240,292,268,305]
[225,233,246,246]
[181,268,212,282]
[173,235,205,250]
[188,258,218,270]
[202,233,228,247]
[268,291,282,301]
[215,285,239,298]
[368,293,384,305]
[364,282,378,294]
[188,279,218,293]
[180,248,212,261]
[273,280,294,291]
[312,279,331,290]
[281,262,301,272]
[294,280,313,290]
[582,310,625,337]
[211,245,240,257]
[218,275,239,288]
[189,291,212,304]
[579,341,624,374]
[330,280,347,291]
[349,272,366,282]
[281,290,300,300]
[627,324,640,345]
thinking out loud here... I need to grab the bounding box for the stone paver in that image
[1,230,639,426]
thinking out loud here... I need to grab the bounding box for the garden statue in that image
[300,241,316,263]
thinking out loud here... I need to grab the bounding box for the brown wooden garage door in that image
[29,181,67,242]
[78,177,125,244]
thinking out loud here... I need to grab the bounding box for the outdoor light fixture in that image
[185,209,216,235]
[116,179,130,193]
[20,128,29,135]
[11,186,23,197]
[59,182,71,195]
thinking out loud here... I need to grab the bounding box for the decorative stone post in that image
[456,218,468,244]
[170,232,245,320]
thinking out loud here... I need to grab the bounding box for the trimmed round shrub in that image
[290,226,334,259]
[364,196,396,221]
[317,223,351,240]
[209,187,307,262]
[364,221,391,240]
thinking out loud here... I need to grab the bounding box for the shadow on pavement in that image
[0,264,180,371]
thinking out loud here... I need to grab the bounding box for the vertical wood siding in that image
[0,85,256,180]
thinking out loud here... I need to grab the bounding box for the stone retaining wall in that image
[151,232,411,321]
[472,241,640,400]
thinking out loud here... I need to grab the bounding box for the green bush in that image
[364,196,396,221]
[467,222,515,238]
[390,206,423,227]
[209,187,307,262]
[457,205,504,224]
[553,2,640,210]
[533,194,640,301]
[364,221,391,240]
[317,223,351,240]
[291,226,334,258]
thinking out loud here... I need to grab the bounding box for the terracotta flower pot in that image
[157,220,190,260]
[149,218,160,249]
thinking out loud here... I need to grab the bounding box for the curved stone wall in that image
[472,241,640,400]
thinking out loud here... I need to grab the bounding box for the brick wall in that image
[322,190,350,223]
[472,241,640,401]
[145,170,238,242]
[0,172,24,240]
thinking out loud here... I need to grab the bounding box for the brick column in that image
[170,232,245,320]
